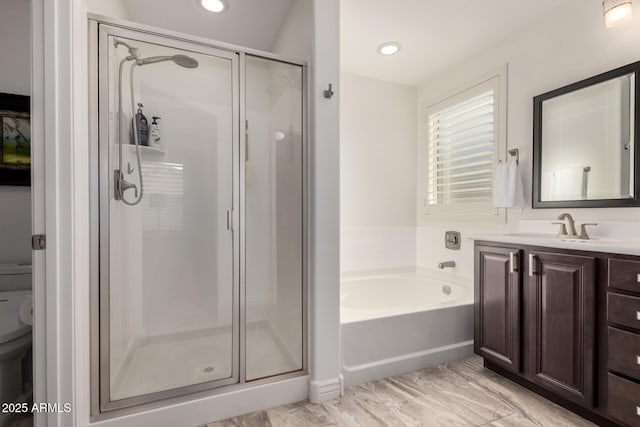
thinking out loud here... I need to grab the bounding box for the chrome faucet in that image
[553,213,597,240]
[438,260,456,269]
[555,213,577,236]
[576,223,598,240]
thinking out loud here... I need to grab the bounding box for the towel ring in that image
[508,149,519,164]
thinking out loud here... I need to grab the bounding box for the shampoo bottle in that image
[134,103,149,146]
[149,116,163,149]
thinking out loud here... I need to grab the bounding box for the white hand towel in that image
[493,158,525,208]
[507,158,525,208]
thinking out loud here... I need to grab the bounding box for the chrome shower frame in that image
[88,15,308,421]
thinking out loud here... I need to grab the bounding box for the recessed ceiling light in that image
[200,0,227,13]
[603,0,633,28]
[377,42,401,56]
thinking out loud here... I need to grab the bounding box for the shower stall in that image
[89,17,306,415]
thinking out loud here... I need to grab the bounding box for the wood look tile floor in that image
[204,357,594,427]
[4,413,33,427]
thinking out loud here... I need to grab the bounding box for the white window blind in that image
[427,89,495,205]
[421,70,505,221]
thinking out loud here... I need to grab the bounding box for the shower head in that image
[138,54,199,69]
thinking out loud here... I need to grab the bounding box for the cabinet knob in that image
[637,310,640,321]
[637,274,640,283]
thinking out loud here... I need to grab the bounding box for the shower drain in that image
[203,366,215,373]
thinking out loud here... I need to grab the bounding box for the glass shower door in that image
[244,56,304,380]
[98,27,239,407]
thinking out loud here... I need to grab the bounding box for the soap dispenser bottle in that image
[149,116,163,149]
[134,103,149,146]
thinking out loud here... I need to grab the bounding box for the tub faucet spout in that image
[438,261,456,269]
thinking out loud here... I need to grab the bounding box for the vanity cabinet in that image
[474,241,640,427]
[607,257,640,427]
[474,246,522,373]
[527,251,596,407]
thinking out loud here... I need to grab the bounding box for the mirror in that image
[533,61,640,208]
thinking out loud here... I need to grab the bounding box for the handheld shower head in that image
[138,54,199,69]
[172,54,199,69]
[113,39,199,69]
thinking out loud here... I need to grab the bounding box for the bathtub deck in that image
[204,356,594,426]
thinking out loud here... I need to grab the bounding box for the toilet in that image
[0,263,32,420]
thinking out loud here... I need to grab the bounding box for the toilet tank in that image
[0,263,32,291]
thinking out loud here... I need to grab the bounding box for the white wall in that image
[416,0,640,280]
[0,0,31,263]
[273,0,343,403]
[272,0,313,61]
[84,0,129,19]
[340,73,417,272]
[308,0,341,403]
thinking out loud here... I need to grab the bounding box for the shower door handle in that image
[245,120,249,162]
[226,210,234,232]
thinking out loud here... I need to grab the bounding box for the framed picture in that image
[0,93,30,186]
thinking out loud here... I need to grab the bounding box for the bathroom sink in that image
[502,232,620,243]
[515,234,618,242]
[471,232,640,256]
[502,232,554,239]
[500,232,560,241]
[558,237,620,243]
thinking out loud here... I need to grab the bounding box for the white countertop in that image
[469,232,640,256]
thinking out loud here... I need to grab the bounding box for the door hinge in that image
[32,234,46,250]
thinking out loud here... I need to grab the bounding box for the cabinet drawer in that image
[609,293,640,332]
[609,259,640,294]
[608,373,640,427]
[608,327,640,381]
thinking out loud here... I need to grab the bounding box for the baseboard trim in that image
[342,341,474,387]
[309,376,342,403]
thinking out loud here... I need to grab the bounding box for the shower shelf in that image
[120,144,165,155]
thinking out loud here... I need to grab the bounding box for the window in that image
[421,67,506,220]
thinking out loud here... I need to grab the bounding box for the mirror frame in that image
[533,61,640,209]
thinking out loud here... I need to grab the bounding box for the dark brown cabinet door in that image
[475,245,522,373]
[527,251,596,408]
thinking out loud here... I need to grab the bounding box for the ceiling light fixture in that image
[377,42,401,56]
[603,0,633,28]
[200,0,227,13]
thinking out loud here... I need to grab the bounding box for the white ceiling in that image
[341,0,572,86]
[123,0,295,52]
